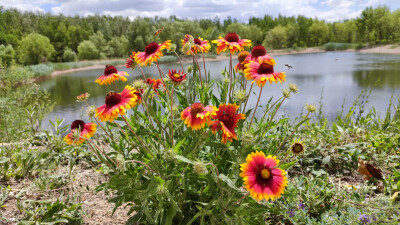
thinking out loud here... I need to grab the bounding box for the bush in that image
[17,33,55,65]
[27,63,54,77]
[63,47,77,62]
[0,44,15,67]
[323,42,354,51]
[77,40,99,60]
[355,43,366,50]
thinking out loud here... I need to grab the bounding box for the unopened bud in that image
[168,43,177,52]
[164,148,176,160]
[289,83,299,93]
[133,79,146,89]
[187,65,193,73]
[182,42,192,54]
[282,89,291,98]
[156,185,167,195]
[234,90,247,102]
[305,104,317,113]
[193,161,208,175]
[223,78,230,84]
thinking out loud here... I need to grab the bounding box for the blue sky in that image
[1,0,400,22]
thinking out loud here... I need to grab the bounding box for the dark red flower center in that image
[251,45,267,58]
[292,143,304,153]
[194,38,202,45]
[145,42,159,55]
[105,91,122,107]
[257,63,274,74]
[256,168,272,185]
[238,51,249,63]
[190,103,205,117]
[104,64,118,76]
[71,120,85,130]
[225,32,239,43]
[220,114,234,129]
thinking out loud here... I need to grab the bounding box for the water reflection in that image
[40,52,400,128]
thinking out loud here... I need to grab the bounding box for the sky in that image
[1,0,400,22]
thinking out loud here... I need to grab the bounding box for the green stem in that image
[249,86,263,129]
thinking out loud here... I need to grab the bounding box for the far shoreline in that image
[47,44,400,78]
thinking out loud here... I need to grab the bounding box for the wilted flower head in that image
[282,89,291,98]
[289,83,299,93]
[241,131,254,145]
[126,51,138,70]
[305,104,317,113]
[291,141,305,154]
[193,161,208,175]
[77,92,90,102]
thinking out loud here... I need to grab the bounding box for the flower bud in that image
[187,65,193,73]
[182,42,192,54]
[282,89,291,98]
[241,131,254,145]
[305,104,317,113]
[168,43,177,52]
[86,105,96,118]
[223,78,230,84]
[133,79,146,89]
[156,184,167,195]
[164,148,176,161]
[289,83,299,93]
[193,161,208,175]
[234,90,247,102]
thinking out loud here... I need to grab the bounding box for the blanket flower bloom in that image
[234,51,249,72]
[245,45,275,63]
[95,85,138,122]
[212,32,251,54]
[181,34,211,55]
[181,102,217,130]
[95,64,128,85]
[209,103,245,144]
[244,58,286,87]
[64,120,96,145]
[240,151,288,201]
[168,69,186,83]
[134,40,171,66]
[125,51,138,69]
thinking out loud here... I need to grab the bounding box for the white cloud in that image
[0,0,397,22]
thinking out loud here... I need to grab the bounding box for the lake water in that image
[39,52,400,128]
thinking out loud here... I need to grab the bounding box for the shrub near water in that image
[63,33,311,224]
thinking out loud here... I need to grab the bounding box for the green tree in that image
[77,40,99,60]
[226,23,264,45]
[0,44,15,67]
[62,47,77,62]
[105,35,129,58]
[309,21,329,46]
[89,31,107,53]
[17,33,55,65]
[263,25,288,49]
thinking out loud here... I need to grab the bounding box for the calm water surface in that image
[39,52,400,128]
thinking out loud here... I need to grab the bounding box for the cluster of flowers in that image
[63,32,296,202]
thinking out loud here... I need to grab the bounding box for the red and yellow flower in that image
[181,102,217,130]
[181,34,211,55]
[168,69,186,83]
[209,103,245,144]
[76,92,90,102]
[240,151,288,201]
[95,64,128,85]
[212,32,251,54]
[244,58,286,87]
[146,78,165,94]
[125,51,137,69]
[95,85,138,122]
[234,51,250,72]
[245,45,275,63]
[134,40,171,66]
[64,120,96,145]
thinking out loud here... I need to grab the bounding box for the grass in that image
[324,42,355,51]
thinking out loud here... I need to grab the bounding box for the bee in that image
[284,64,293,70]
[154,28,164,36]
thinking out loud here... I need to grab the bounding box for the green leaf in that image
[205,142,228,149]
[0,157,10,164]
[219,174,239,191]
[280,160,297,170]
[174,155,193,164]
[161,206,176,225]
[322,156,331,165]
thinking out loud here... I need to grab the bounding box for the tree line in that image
[0,5,399,66]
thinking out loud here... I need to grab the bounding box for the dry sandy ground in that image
[1,162,130,225]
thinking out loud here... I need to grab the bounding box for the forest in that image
[0,5,399,66]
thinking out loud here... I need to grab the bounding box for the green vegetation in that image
[0,5,399,67]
